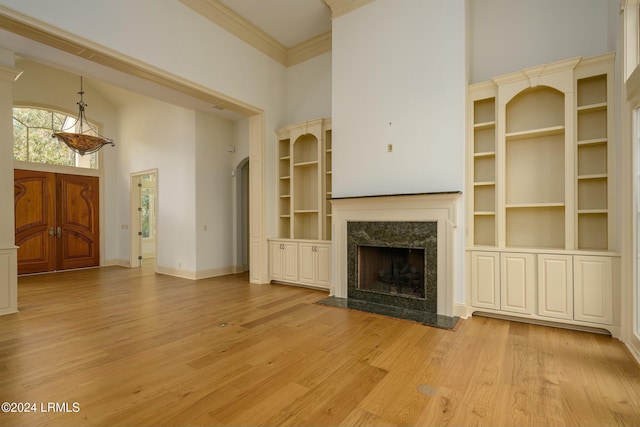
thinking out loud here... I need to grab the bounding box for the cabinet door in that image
[501,253,535,315]
[315,243,332,288]
[282,242,298,282]
[574,256,613,325]
[538,254,573,320]
[269,241,297,282]
[269,241,284,280]
[471,252,499,309]
[298,243,316,285]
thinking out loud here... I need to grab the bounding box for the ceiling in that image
[0,0,336,120]
[219,0,332,48]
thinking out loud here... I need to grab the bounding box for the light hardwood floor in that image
[1,265,639,426]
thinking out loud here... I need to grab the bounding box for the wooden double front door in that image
[14,169,100,275]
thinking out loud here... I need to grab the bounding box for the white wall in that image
[470,0,616,83]
[332,0,467,198]
[285,51,332,125]
[195,110,236,274]
[116,95,197,273]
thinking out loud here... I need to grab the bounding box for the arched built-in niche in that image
[505,86,566,249]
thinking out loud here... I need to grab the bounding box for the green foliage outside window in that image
[13,107,97,169]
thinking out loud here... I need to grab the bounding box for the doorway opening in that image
[236,158,250,273]
[130,170,158,269]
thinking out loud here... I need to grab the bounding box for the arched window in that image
[13,107,98,169]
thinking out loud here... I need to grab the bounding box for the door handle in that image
[56,227,62,238]
[49,227,54,237]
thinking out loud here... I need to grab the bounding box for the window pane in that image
[13,107,99,169]
[29,128,74,166]
[13,118,27,161]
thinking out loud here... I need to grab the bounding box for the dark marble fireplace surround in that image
[318,218,458,329]
[347,221,437,312]
[316,192,461,329]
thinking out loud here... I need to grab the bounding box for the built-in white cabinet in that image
[471,251,534,315]
[471,251,614,327]
[467,53,618,333]
[271,118,332,291]
[268,239,331,290]
[573,255,613,325]
[471,251,499,309]
[298,242,331,289]
[537,254,573,320]
[501,252,535,315]
[269,240,298,283]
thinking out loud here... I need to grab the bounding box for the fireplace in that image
[347,221,437,313]
[323,192,461,325]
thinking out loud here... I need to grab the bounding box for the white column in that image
[0,49,21,315]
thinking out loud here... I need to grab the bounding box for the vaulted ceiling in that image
[0,0,375,118]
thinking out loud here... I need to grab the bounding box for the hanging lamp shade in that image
[52,76,115,156]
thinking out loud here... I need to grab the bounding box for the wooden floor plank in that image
[0,265,639,426]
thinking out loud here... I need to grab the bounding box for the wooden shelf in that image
[578,173,607,180]
[506,202,565,209]
[577,138,607,146]
[577,102,607,113]
[294,160,319,168]
[505,125,565,141]
[474,121,495,130]
[578,209,608,214]
[474,151,495,158]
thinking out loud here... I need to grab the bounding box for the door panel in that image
[14,170,99,274]
[56,174,99,270]
[14,170,56,274]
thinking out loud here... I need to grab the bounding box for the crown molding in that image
[287,31,332,67]
[180,0,333,67]
[0,5,260,117]
[179,0,288,65]
[323,0,376,19]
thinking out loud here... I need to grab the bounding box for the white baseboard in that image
[195,266,236,280]
[453,303,472,319]
[155,264,240,280]
[156,265,196,280]
[104,258,130,267]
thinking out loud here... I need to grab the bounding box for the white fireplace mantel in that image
[330,192,461,317]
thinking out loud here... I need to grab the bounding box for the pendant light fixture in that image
[52,76,115,155]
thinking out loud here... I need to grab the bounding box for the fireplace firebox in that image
[358,246,425,299]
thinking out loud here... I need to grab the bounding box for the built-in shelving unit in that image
[277,130,291,238]
[270,118,332,289]
[472,96,496,247]
[467,52,619,334]
[325,122,333,241]
[576,74,609,251]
